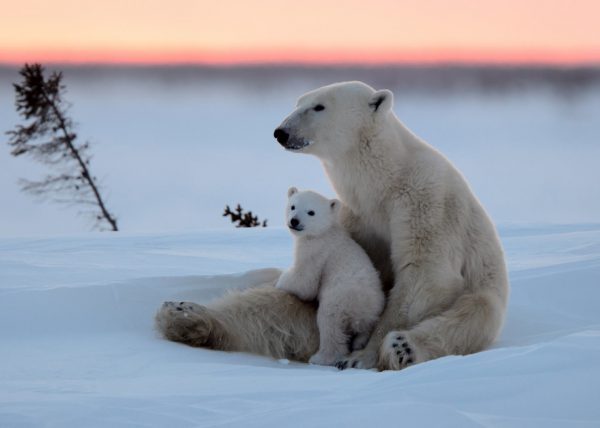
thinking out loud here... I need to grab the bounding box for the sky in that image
[1,0,600,65]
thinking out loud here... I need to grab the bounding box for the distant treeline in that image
[1,64,599,95]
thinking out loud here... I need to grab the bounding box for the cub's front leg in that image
[276,246,324,301]
[274,269,298,292]
[275,267,320,301]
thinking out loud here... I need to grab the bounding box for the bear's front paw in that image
[335,348,377,370]
[377,331,418,371]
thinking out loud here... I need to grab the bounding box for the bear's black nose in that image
[274,128,289,145]
[290,218,299,228]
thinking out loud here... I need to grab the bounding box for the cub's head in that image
[285,187,340,237]
[273,81,393,159]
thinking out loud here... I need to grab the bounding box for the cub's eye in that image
[291,205,295,210]
[313,104,325,112]
[308,211,315,216]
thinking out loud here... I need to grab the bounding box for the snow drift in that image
[1,225,599,427]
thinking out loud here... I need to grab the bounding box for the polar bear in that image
[276,187,384,366]
[156,81,509,371]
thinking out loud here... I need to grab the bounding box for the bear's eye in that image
[313,104,325,112]
[308,211,315,216]
[291,205,295,210]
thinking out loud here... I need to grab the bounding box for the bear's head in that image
[285,187,340,238]
[274,81,393,159]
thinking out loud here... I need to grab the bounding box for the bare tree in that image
[6,63,118,231]
[223,204,267,228]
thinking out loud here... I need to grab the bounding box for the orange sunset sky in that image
[1,0,599,65]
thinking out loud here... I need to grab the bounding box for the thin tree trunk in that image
[42,91,118,231]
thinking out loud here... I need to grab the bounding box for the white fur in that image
[275,189,384,366]
[156,81,509,371]
[276,81,509,370]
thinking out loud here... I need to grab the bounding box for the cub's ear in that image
[330,199,341,212]
[368,89,393,113]
[288,186,298,197]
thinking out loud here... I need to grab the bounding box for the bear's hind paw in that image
[155,301,220,348]
[378,331,418,371]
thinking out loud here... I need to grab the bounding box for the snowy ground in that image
[1,66,599,426]
[1,224,599,427]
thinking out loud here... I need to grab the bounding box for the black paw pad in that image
[391,334,415,368]
[335,360,348,370]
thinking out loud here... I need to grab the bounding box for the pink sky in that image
[1,0,599,65]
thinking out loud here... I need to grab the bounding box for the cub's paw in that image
[378,331,418,371]
[334,349,377,370]
[308,352,337,366]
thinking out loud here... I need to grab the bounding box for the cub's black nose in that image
[274,128,289,145]
[290,218,299,228]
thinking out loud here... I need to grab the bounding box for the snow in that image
[1,225,600,427]
[1,66,599,425]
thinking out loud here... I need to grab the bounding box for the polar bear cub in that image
[276,187,385,366]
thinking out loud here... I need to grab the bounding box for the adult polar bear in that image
[156,81,509,371]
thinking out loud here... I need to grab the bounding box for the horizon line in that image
[2,47,600,67]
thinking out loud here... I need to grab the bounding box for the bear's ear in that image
[368,89,393,113]
[288,187,298,197]
[330,199,340,212]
